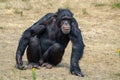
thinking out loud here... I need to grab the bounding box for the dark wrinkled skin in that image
[15,8,85,77]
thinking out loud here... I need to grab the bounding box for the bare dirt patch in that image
[0,0,120,80]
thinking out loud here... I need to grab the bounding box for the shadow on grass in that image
[57,63,69,69]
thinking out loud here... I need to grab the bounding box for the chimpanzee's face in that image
[60,19,71,34]
[56,9,73,34]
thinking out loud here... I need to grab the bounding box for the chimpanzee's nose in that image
[65,22,68,25]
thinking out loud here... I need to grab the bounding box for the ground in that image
[0,0,120,80]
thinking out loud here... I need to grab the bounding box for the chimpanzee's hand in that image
[16,64,26,70]
[71,69,84,77]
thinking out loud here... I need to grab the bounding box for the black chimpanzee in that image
[15,9,85,77]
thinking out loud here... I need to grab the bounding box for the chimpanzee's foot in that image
[71,70,84,77]
[27,62,39,69]
[41,63,53,69]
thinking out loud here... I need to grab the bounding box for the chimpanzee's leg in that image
[39,43,65,68]
[27,36,41,69]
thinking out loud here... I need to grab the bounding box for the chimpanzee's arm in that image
[15,13,56,69]
[69,18,85,77]
[37,13,57,25]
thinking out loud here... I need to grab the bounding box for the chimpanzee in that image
[15,9,85,77]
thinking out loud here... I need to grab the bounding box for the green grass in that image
[115,73,120,76]
[22,0,30,2]
[14,9,23,16]
[0,26,4,29]
[116,49,120,58]
[32,68,36,80]
[112,3,120,8]
[82,8,88,15]
[0,0,7,2]
[95,3,106,7]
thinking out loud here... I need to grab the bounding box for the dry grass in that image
[0,0,120,80]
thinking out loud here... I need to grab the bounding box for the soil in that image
[0,0,120,80]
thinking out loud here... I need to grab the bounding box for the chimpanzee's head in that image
[56,9,73,34]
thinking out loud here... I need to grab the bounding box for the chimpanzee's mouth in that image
[63,26,70,31]
[61,25,70,34]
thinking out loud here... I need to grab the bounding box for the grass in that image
[14,9,23,16]
[23,3,32,10]
[95,3,106,7]
[0,0,120,80]
[5,5,11,9]
[115,73,120,76]
[82,8,88,15]
[63,3,72,10]
[0,0,7,2]
[116,49,120,57]
[32,68,36,80]
[112,2,120,8]
[22,0,30,2]
[0,26,4,29]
